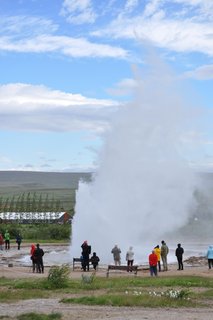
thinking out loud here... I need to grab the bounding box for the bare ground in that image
[0,244,212,319]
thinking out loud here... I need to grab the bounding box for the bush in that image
[47,265,70,288]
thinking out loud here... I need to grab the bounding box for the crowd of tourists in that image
[0,233,212,276]
[79,240,213,275]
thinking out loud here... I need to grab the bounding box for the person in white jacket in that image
[126,246,134,272]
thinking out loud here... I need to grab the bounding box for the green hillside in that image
[0,171,92,215]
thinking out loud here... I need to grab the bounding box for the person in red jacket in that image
[149,250,158,276]
[30,244,37,273]
[0,233,4,251]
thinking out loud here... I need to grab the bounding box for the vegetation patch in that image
[0,275,212,307]
[60,291,197,308]
[0,287,49,302]
[17,312,62,320]
[0,223,70,241]
[47,265,70,289]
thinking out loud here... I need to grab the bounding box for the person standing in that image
[34,243,44,273]
[154,245,161,272]
[126,246,134,272]
[161,240,169,271]
[30,244,36,273]
[0,233,4,250]
[81,241,91,271]
[4,230,10,250]
[111,245,121,266]
[149,250,158,276]
[16,233,22,250]
[206,245,213,269]
[175,243,184,270]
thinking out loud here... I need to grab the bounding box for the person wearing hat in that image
[81,240,91,271]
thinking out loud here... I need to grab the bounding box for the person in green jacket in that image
[4,230,10,250]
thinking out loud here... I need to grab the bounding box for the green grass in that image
[0,275,212,308]
[60,292,198,308]
[17,313,62,320]
[195,289,213,299]
[0,287,49,302]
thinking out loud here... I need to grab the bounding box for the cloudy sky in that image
[0,0,212,172]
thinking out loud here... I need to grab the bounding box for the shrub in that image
[47,265,70,288]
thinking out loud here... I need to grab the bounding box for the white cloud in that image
[184,64,213,80]
[60,0,97,24]
[143,0,162,18]
[0,34,128,59]
[107,78,139,96]
[124,0,139,13]
[174,0,213,18]
[92,15,213,57]
[91,0,213,57]
[0,83,119,132]
[0,15,58,36]
[0,15,128,59]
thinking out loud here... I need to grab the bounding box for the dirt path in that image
[0,299,212,320]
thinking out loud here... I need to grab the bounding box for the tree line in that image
[0,192,63,214]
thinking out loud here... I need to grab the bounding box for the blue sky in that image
[0,0,212,172]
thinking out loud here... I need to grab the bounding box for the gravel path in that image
[0,299,212,320]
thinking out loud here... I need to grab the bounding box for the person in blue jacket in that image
[207,245,213,269]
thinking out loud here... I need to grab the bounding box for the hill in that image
[0,171,92,214]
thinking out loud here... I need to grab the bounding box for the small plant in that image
[149,288,190,299]
[166,289,189,299]
[47,265,70,288]
[125,290,142,296]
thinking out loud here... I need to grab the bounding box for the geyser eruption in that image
[71,61,198,264]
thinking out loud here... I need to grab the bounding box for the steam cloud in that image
[71,59,198,264]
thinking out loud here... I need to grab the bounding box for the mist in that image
[71,57,199,264]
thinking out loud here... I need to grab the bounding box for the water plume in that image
[71,58,198,264]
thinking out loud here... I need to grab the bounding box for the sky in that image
[0,0,213,172]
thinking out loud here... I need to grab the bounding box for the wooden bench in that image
[106,265,138,277]
[72,258,92,271]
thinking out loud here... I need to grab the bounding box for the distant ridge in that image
[0,171,92,189]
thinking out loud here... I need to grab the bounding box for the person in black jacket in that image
[34,243,44,273]
[16,233,22,250]
[81,241,91,271]
[91,252,100,270]
[175,243,184,270]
